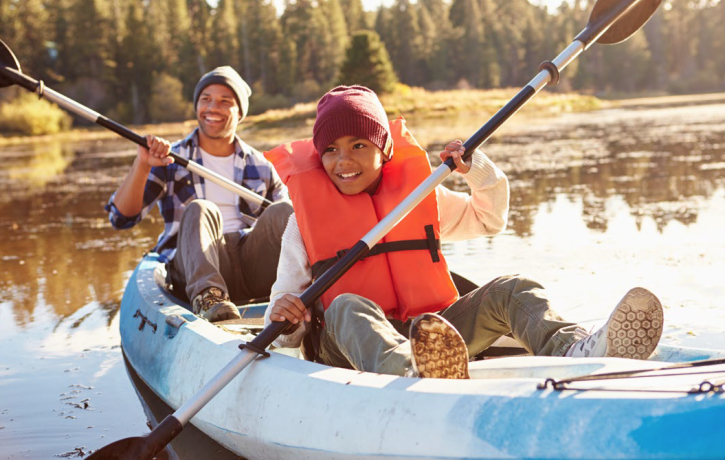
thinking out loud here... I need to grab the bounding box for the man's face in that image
[195,84,240,142]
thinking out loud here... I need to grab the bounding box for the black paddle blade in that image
[0,38,21,88]
[87,437,154,460]
[592,0,662,44]
[87,415,182,460]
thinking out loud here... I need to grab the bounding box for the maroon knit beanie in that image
[313,85,392,158]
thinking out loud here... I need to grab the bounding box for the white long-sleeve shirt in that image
[264,150,510,348]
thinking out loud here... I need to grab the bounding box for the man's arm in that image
[112,136,172,218]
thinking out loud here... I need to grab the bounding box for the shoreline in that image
[1,91,723,149]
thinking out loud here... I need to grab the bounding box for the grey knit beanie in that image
[193,66,252,120]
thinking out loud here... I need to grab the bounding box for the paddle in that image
[0,40,272,210]
[83,0,660,458]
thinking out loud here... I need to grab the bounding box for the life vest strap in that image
[311,225,441,280]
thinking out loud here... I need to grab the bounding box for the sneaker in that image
[410,313,470,379]
[566,287,663,360]
[192,287,241,322]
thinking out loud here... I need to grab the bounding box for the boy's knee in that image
[325,293,378,325]
[488,274,544,295]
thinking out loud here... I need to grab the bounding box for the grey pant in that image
[319,275,581,376]
[169,199,293,303]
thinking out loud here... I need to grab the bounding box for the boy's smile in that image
[321,136,386,195]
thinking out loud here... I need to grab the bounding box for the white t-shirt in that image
[200,148,244,234]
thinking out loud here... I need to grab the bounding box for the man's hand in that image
[138,135,173,168]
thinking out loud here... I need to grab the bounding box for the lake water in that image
[1,94,725,459]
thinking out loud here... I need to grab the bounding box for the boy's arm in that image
[263,213,313,348]
[438,150,510,242]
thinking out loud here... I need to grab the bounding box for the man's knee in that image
[263,200,293,222]
[258,201,293,235]
[182,199,220,221]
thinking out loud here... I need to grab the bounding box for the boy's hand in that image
[138,135,173,168]
[269,294,311,325]
[439,140,471,174]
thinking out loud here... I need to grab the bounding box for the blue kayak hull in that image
[120,254,725,459]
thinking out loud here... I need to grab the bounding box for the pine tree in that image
[449,0,485,87]
[339,0,366,33]
[240,0,287,94]
[492,0,531,86]
[388,0,423,85]
[10,0,52,79]
[61,0,112,82]
[601,30,652,92]
[713,0,725,88]
[641,8,667,91]
[338,30,398,94]
[419,0,454,86]
[208,0,239,70]
[118,0,157,123]
[374,6,394,48]
[276,37,298,96]
[146,0,191,77]
[324,0,350,77]
[281,0,334,84]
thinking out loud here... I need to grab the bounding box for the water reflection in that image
[2,141,74,188]
[0,140,159,327]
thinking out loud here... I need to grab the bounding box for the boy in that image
[264,86,663,378]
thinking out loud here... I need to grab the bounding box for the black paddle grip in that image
[0,65,39,92]
[95,117,189,167]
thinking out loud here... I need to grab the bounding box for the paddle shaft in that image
[0,65,272,209]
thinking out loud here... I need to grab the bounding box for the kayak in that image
[120,253,725,460]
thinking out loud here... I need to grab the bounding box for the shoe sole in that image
[606,287,663,360]
[410,314,470,379]
[205,303,242,322]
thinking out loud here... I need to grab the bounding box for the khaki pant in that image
[318,275,581,376]
[169,199,293,303]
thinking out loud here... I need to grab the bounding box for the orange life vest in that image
[265,118,459,320]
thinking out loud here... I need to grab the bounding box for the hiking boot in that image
[566,287,663,360]
[410,313,470,379]
[192,287,241,322]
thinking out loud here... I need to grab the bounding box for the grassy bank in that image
[0,86,605,147]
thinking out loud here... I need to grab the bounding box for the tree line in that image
[1,0,723,125]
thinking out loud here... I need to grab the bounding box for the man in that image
[106,66,292,322]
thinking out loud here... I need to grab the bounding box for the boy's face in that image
[321,136,386,195]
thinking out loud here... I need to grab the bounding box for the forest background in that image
[0,0,723,134]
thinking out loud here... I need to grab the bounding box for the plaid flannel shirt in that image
[105,128,288,260]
